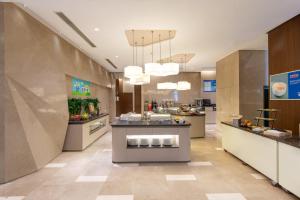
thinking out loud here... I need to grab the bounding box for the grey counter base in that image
[64,115,110,151]
[112,126,191,163]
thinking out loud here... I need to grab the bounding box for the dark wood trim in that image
[268,15,300,136]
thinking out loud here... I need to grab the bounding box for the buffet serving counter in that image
[63,113,110,151]
[111,120,191,163]
[172,113,205,138]
[221,122,300,198]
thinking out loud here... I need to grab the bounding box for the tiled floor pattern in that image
[250,173,266,180]
[206,193,247,200]
[0,125,298,200]
[188,161,213,166]
[166,175,197,181]
[44,163,67,168]
[96,195,134,200]
[0,197,25,200]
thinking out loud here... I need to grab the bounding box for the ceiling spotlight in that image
[115,55,119,58]
[94,27,100,32]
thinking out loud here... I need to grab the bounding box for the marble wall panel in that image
[239,50,267,120]
[216,50,267,129]
[0,3,4,183]
[216,51,240,128]
[0,3,115,183]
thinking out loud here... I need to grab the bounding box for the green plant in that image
[68,98,81,116]
[68,98,100,117]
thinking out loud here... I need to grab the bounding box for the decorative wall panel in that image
[0,3,114,183]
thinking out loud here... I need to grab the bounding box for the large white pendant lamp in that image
[177,81,191,90]
[129,36,150,85]
[157,82,178,90]
[163,31,179,76]
[145,31,161,76]
[124,66,142,79]
[176,54,191,90]
[130,73,150,85]
[124,30,143,79]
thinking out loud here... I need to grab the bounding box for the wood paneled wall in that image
[268,14,300,136]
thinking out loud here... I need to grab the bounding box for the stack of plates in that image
[163,138,173,146]
[127,138,138,146]
[140,138,150,147]
[151,138,161,146]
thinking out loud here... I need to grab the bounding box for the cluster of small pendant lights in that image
[124,30,191,90]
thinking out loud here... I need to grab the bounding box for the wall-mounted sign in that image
[203,80,216,92]
[72,78,91,96]
[270,69,300,100]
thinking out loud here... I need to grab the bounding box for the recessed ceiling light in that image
[94,27,100,32]
[115,55,119,58]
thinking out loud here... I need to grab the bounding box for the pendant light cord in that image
[159,34,161,64]
[135,42,138,66]
[132,30,135,65]
[185,54,187,72]
[151,31,154,63]
[169,31,172,62]
[142,37,144,68]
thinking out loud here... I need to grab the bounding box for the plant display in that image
[68,98,100,121]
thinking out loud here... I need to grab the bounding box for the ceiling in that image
[12,0,300,72]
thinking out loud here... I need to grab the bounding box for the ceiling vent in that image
[55,12,96,47]
[105,58,118,69]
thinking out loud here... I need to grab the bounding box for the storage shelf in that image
[257,109,278,112]
[127,145,179,149]
[255,117,276,121]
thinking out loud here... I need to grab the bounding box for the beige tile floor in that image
[0,125,298,200]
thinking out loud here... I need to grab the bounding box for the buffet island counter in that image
[221,122,300,198]
[172,112,205,138]
[111,120,191,163]
[63,113,110,151]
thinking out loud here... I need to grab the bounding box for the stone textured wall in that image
[0,3,4,184]
[216,50,267,128]
[0,3,114,183]
[216,51,240,128]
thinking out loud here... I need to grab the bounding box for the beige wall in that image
[239,50,267,121]
[216,51,240,127]
[200,71,216,104]
[142,72,202,105]
[0,4,4,183]
[0,3,114,183]
[216,50,267,128]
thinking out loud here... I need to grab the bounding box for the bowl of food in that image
[272,82,287,97]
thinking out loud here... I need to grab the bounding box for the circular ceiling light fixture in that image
[124,30,143,79]
[157,82,178,90]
